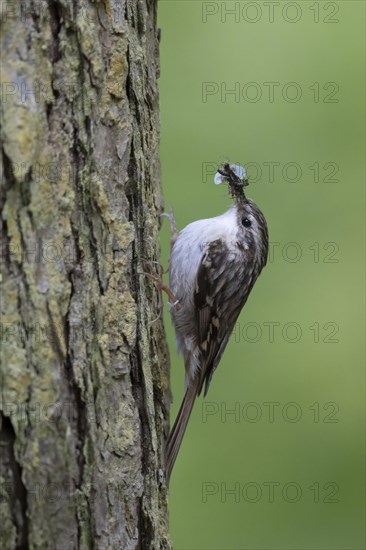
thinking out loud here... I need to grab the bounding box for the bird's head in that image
[214,162,268,265]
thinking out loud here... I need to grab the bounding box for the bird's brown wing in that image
[194,239,248,396]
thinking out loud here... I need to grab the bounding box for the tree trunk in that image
[0,1,170,548]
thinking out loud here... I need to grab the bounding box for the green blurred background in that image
[158,1,365,548]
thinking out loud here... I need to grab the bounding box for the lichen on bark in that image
[0,1,171,548]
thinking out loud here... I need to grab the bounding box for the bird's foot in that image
[138,259,182,312]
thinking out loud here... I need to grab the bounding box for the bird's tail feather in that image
[165,380,198,484]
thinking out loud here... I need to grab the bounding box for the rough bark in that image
[0,1,171,548]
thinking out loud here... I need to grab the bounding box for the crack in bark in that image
[67,129,92,549]
[29,0,41,35]
[1,150,16,279]
[63,269,91,550]
[47,0,62,63]
[125,109,157,550]
[70,123,104,296]
[1,148,16,202]
[1,217,12,275]
[0,414,29,550]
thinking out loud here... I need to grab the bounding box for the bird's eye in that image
[242,217,252,228]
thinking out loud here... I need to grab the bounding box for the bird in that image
[165,162,269,483]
